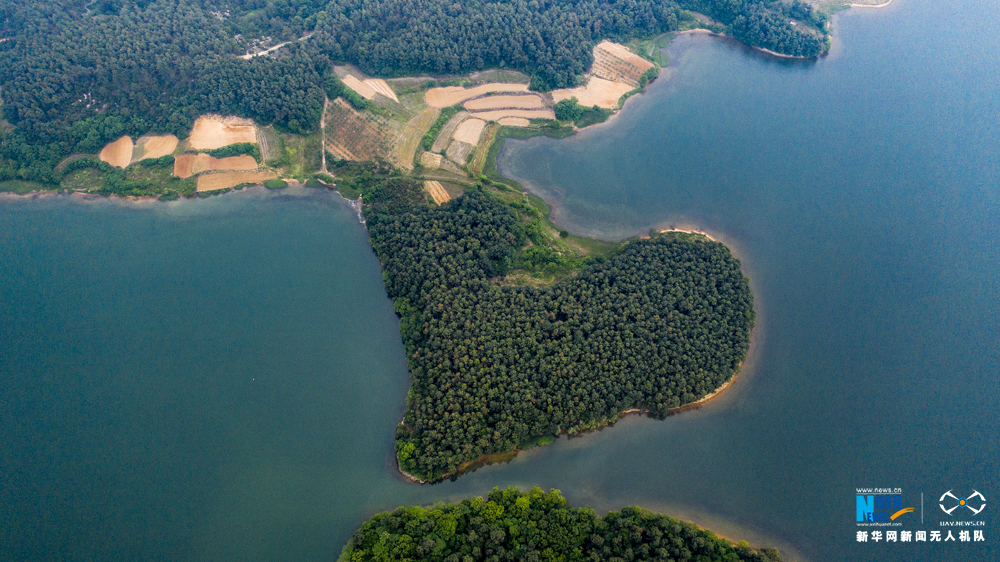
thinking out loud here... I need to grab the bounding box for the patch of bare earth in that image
[498,117,531,127]
[396,107,440,170]
[187,116,257,150]
[342,75,378,100]
[364,79,399,103]
[551,77,634,109]
[451,118,486,145]
[469,124,499,175]
[133,135,178,162]
[173,154,258,178]
[467,108,555,121]
[431,112,470,153]
[446,141,475,166]
[196,171,276,192]
[424,180,451,205]
[425,83,528,108]
[463,94,545,110]
[420,152,443,169]
[99,136,134,168]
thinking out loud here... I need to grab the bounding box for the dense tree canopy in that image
[355,172,754,481]
[340,487,783,562]
[1,0,827,184]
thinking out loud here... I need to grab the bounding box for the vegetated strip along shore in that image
[394,224,756,485]
[6,39,757,493]
[396,313,757,485]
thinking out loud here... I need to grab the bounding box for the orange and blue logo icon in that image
[939,490,986,516]
[857,494,915,522]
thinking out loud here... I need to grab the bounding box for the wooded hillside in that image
[1,0,827,185]
[352,168,754,481]
[340,487,783,562]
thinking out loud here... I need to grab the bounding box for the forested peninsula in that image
[0,0,830,187]
[338,161,755,483]
[339,487,782,562]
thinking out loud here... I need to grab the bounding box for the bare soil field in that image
[324,98,395,161]
[467,108,555,122]
[342,75,378,100]
[188,116,257,150]
[446,140,475,166]
[552,77,634,109]
[463,94,545,111]
[425,83,528,108]
[592,41,655,86]
[498,117,531,127]
[431,112,470,153]
[420,152,443,169]
[132,135,178,162]
[469,124,499,175]
[99,136,134,168]
[364,79,399,103]
[396,107,440,170]
[173,153,258,178]
[424,180,451,205]
[452,118,487,145]
[196,171,276,192]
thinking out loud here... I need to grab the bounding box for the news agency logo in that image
[857,491,915,523]
[940,490,986,516]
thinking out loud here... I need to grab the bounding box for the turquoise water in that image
[2,0,998,560]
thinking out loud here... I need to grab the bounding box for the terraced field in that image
[592,40,655,86]
[173,154,258,179]
[464,94,545,110]
[424,180,451,205]
[364,79,399,103]
[342,75,377,99]
[196,170,276,192]
[257,126,281,163]
[431,112,470,153]
[187,116,257,150]
[420,152,443,169]
[425,83,528,107]
[467,108,555,122]
[551,77,634,109]
[99,136,134,168]
[469,124,499,175]
[452,118,486,145]
[395,107,440,170]
[324,98,395,161]
[446,140,475,166]
[132,135,178,162]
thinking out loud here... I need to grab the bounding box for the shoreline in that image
[850,0,894,8]
[0,179,317,204]
[397,306,757,484]
[658,227,720,243]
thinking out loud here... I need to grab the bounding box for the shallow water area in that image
[496,0,999,559]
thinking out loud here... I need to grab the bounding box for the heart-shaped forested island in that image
[358,170,754,482]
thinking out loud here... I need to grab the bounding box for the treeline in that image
[340,487,782,562]
[685,0,827,56]
[1,0,827,185]
[193,142,263,163]
[354,170,754,481]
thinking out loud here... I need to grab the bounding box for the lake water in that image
[2,0,998,560]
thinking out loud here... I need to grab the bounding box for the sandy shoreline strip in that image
[658,227,719,242]
[850,0,894,8]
